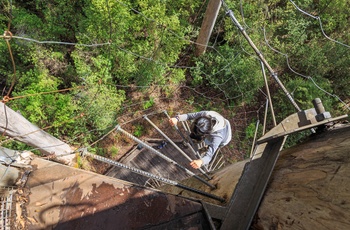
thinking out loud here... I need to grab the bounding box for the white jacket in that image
[177,111,232,165]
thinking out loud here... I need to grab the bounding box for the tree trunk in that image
[160,125,350,229]
[252,125,350,229]
[195,0,222,56]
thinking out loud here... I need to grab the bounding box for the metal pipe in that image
[179,118,195,145]
[183,120,192,135]
[144,115,194,162]
[181,121,192,137]
[260,61,277,126]
[81,151,225,202]
[175,113,208,172]
[208,147,221,172]
[223,2,302,113]
[217,161,225,170]
[212,155,225,171]
[179,117,199,152]
[249,120,260,158]
[143,115,211,180]
[184,122,203,157]
[116,125,216,189]
[263,99,269,135]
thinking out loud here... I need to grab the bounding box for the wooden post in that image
[195,0,222,56]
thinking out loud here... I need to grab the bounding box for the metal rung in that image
[116,125,215,189]
[143,115,210,179]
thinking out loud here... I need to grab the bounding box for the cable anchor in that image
[3,30,13,41]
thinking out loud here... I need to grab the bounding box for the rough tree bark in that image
[252,124,350,229]
[160,124,350,229]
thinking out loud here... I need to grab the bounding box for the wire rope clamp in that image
[78,147,88,157]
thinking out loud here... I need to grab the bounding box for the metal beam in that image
[257,114,348,144]
[220,137,287,230]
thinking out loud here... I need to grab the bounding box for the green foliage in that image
[0,139,41,155]
[263,0,350,97]
[75,154,84,168]
[0,0,209,149]
[32,0,84,41]
[10,68,77,135]
[133,124,144,137]
[287,76,334,110]
[2,0,350,153]
[76,0,190,87]
[242,120,262,158]
[95,147,107,156]
[72,52,126,132]
[11,7,45,40]
[191,44,264,105]
[245,121,258,140]
[109,146,119,157]
[284,130,310,149]
[143,97,154,109]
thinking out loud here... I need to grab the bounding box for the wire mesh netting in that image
[0,187,16,230]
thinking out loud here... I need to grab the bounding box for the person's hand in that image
[169,117,178,126]
[190,159,203,169]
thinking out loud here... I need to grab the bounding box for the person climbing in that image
[169,111,232,169]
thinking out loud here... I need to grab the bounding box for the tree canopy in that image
[1,0,349,157]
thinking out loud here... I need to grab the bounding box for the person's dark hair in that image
[196,117,212,134]
[191,116,215,137]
